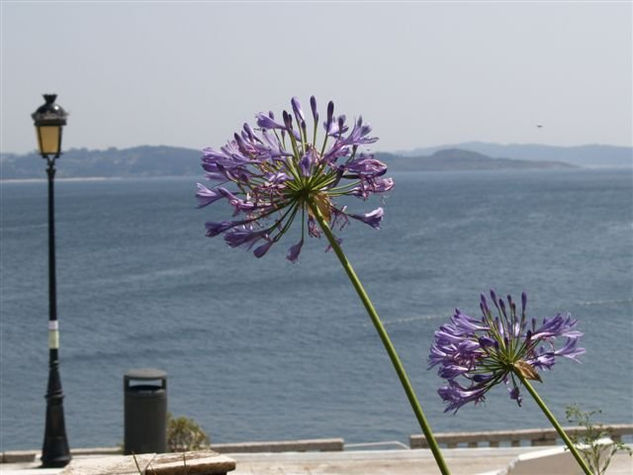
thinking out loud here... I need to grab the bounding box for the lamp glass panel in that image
[36,126,61,156]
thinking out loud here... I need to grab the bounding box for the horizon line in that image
[2,141,632,157]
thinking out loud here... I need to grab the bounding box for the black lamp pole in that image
[32,94,71,468]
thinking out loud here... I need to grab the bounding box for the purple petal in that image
[205,220,240,237]
[452,311,488,333]
[324,101,334,131]
[348,207,383,229]
[489,289,498,306]
[456,339,481,353]
[472,374,494,383]
[286,239,304,263]
[438,365,470,379]
[253,240,274,258]
[438,381,486,414]
[283,110,293,129]
[204,172,226,181]
[531,314,580,340]
[299,149,316,177]
[478,336,497,348]
[256,113,287,130]
[217,187,256,213]
[344,157,388,177]
[225,226,266,248]
[554,337,586,361]
[307,216,321,238]
[428,344,449,368]
[310,96,318,122]
[508,385,522,406]
[434,329,465,345]
[196,183,223,208]
[371,177,394,193]
[291,96,305,123]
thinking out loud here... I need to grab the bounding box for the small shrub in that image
[167,412,210,453]
[565,404,632,474]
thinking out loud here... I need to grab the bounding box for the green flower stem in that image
[516,372,592,475]
[309,201,451,475]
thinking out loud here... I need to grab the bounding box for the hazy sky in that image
[1,1,631,155]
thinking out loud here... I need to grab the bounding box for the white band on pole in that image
[48,321,59,348]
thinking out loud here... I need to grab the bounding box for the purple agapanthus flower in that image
[197,96,393,261]
[429,291,585,414]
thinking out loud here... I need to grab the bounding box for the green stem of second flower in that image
[515,372,592,475]
[308,200,451,475]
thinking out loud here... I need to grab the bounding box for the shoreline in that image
[0,175,200,184]
[2,167,632,184]
[4,423,633,459]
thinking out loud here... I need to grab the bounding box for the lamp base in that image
[41,358,71,468]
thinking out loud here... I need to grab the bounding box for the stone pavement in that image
[2,447,632,474]
[228,448,633,474]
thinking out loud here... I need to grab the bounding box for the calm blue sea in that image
[1,169,632,451]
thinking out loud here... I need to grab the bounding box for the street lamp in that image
[32,94,71,468]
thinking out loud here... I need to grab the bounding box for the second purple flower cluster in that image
[429,291,585,413]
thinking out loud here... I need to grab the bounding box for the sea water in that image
[1,169,631,451]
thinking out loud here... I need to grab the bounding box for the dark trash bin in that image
[124,368,167,455]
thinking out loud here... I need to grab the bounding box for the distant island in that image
[396,142,632,169]
[1,143,630,180]
[377,149,575,172]
[0,146,201,180]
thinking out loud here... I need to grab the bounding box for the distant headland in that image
[1,143,630,179]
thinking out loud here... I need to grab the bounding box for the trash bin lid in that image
[124,368,167,380]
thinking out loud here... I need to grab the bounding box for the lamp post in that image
[32,94,71,468]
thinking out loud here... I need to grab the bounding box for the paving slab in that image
[59,451,235,475]
[226,448,525,475]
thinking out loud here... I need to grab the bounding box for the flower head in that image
[429,291,585,413]
[197,96,392,261]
